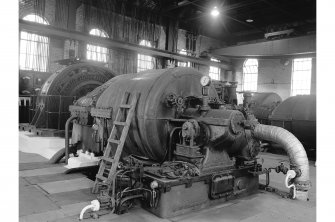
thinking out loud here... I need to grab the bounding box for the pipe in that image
[252,124,310,201]
[65,115,77,164]
[79,200,100,220]
[167,127,182,161]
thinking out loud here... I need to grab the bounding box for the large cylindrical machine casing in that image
[40,63,115,97]
[269,94,316,150]
[30,63,116,130]
[95,68,219,161]
[250,92,282,124]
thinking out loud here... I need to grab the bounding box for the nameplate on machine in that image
[91,107,113,119]
[69,105,91,117]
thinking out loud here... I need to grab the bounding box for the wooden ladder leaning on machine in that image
[92,91,139,204]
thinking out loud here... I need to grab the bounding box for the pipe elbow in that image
[79,200,100,220]
[253,124,310,201]
[65,115,78,163]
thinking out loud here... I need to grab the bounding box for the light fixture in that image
[246,18,254,23]
[211,6,220,17]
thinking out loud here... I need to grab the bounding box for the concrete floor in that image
[19,132,316,222]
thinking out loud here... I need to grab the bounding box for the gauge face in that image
[200,75,211,86]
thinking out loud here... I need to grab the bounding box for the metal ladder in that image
[92,92,138,194]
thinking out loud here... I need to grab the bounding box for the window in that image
[87,29,109,63]
[209,58,220,80]
[137,40,154,72]
[243,59,258,91]
[20,14,49,72]
[291,58,312,96]
[177,49,191,67]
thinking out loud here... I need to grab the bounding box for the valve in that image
[165,93,178,107]
[274,162,289,174]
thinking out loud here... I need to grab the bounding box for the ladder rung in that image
[108,139,121,144]
[114,121,127,126]
[101,156,115,163]
[96,174,108,181]
[119,104,132,109]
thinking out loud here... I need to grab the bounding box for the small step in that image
[114,121,127,126]
[101,156,115,163]
[119,104,132,109]
[96,174,108,181]
[108,139,121,144]
[103,168,110,174]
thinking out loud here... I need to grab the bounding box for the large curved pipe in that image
[65,115,77,164]
[252,124,310,201]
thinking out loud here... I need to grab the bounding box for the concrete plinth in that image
[19,131,65,160]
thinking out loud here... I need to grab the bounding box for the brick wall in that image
[75,3,84,32]
[177,29,226,57]
[176,29,228,77]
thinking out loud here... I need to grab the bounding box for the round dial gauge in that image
[200,76,211,86]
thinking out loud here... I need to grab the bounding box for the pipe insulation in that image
[79,200,100,220]
[252,124,310,201]
[285,170,297,199]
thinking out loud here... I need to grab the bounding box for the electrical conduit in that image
[252,124,310,201]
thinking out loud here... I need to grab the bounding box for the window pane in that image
[137,40,154,72]
[19,31,49,72]
[243,59,258,91]
[208,58,220,80]
[291,58,312,96]
[23,14,49,25]
[86,28,109,63]
[20,15,50,72]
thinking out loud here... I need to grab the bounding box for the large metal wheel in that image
[30,63,117,131]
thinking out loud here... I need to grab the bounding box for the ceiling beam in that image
[19,20,232,70]
[211,35,316,58]
[165,0,201,12]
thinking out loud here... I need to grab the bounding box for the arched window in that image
[22,14,49,24]
[20,14,50,72]
[177,49,191,67]
[86,28,109,63]
[209,58,220,80]
[137,40,154,72]
[243,59,258,91]
[291,58,312,96]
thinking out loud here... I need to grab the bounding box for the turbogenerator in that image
[66,68,310,218]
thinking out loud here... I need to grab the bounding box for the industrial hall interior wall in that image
[233,58,316,101]
[19,0,226,95]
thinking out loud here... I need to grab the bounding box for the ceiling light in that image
[211,6,220,17]
[246,19,254,23]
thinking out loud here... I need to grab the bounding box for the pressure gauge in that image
[200,76,211,86]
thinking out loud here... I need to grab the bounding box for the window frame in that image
[291,58,312,96]
[177,49,191,67]
[137,40,154,72]
[86,28,110,63]
[19,14,50,72]
[209,58,220,81]
[242,59,258,92]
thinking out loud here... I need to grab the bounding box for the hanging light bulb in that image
[211,6,220,17]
